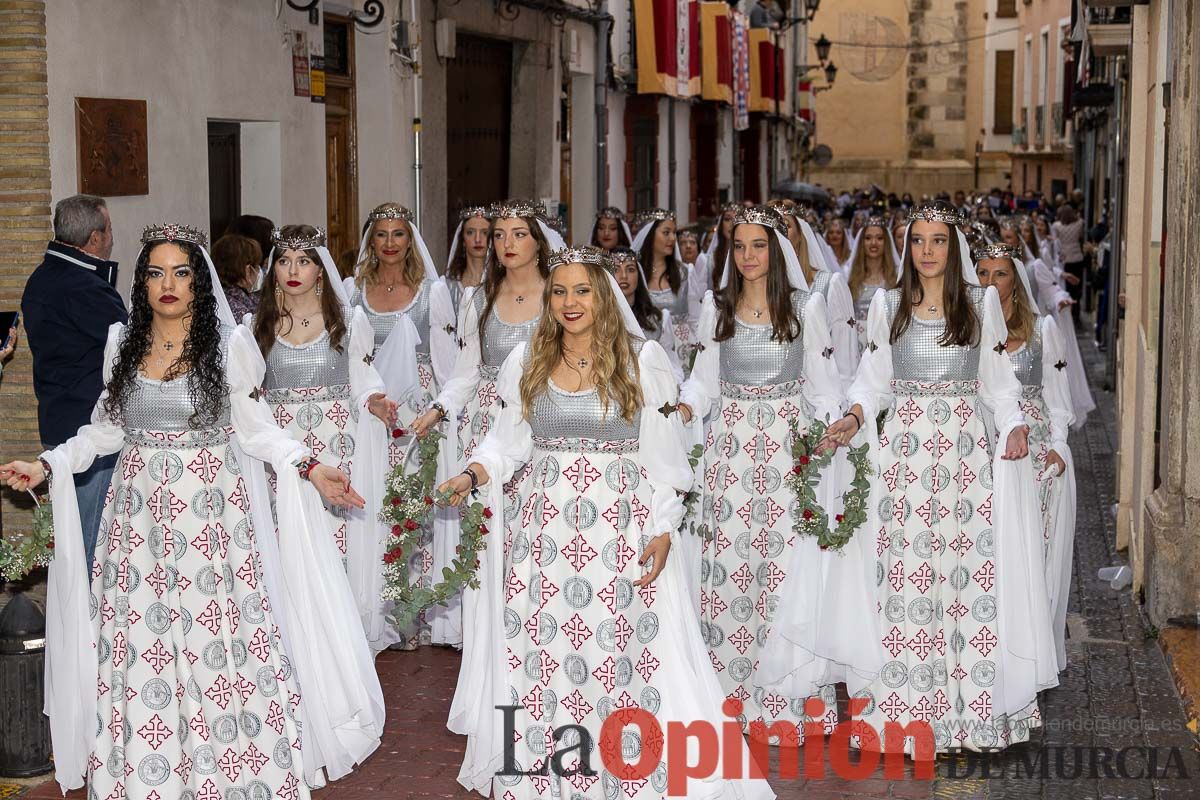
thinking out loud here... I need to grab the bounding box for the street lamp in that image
[779,0,822,30]
[813,61,837,94]
[814,33,831,64]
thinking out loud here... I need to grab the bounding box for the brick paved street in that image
[14,332,1200,800]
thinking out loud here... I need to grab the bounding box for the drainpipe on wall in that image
[668,97,676,209]
[410,0,423,229]
[596,13,611,212]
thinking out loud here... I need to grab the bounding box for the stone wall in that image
[906,0,970,161]
[0,0,50,539]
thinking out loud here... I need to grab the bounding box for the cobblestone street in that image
[14,333,1200,800]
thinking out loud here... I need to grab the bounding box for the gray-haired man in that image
[23,194,127,571]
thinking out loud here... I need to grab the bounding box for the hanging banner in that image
[634,0,699,97]
[700,2,732,104]
[748,28,777,113]
[731,10,750,130]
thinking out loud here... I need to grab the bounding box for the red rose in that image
[482,507,493,519]
[792,465,803,475]
[479,524,489,536]
[424,495,434,506]
[802,508,814,520]
[819,544,829,551]
[382,551,396,564]
[390,497,401,507]
[46,541,54,550]
[404,519,419,531]
[473,559,481,569]
[391,428,402,438]
[835,514,844,523]
[799,455,810,466]
[391,524,402,536]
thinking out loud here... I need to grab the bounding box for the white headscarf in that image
[139,225,236,327]
[548,247,645,339]
[970,244,1040,313]
[796,217,833,274]
[446,207,491,275]
[630,215,684,277]
[355,208,440,282]
[844,219,904,281]
[897,218,980,287]
[721,213,809,292]
[266,232,350,309]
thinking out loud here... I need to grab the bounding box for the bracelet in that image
[461,467,478,492]
[37,456,53,488]
[845,409,863,430]
[430,402,448,422]
[297,457,320,481]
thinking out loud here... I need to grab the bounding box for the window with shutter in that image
[994,50,1015,135]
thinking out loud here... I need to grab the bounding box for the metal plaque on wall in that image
[75,97,149,197]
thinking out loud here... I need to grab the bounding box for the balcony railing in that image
[1052,101,1065,140]
[1034,105,1045,148]
[1014,108,1028,149]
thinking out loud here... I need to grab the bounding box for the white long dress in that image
[647,263,704,373]
[1025,259,1095,429]
[347,277,461,647]
[41,322,382,797]
[449,339,775,800]
[679,290,877,739]
[258,306,384,566]
[1003,316,1076,672]
[846,287,1058,753]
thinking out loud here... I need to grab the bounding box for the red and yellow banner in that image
[748,28,781,112]
[699,1,732,104]
[634,0,699,97]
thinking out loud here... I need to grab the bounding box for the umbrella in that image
[769,180,831,207]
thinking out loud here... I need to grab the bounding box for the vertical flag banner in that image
[700,1,732,104]
[732,10,750,129]
[635,0,699,97]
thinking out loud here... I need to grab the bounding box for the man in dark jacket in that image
[23,194,127,570]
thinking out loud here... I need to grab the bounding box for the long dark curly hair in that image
[105,240,229,428]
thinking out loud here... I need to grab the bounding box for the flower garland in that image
[379,428,488,630]
[786,418,871,552]
[0,497,55,582]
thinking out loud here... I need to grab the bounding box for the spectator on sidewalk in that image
[749,0,784,29]
[22,194,127,570]
[211,233,263,321]
[1054,204,1087,325]
[0,322,16,381]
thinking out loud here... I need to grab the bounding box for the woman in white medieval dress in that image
[632,209,703,372]
[344,202,459,648]
[821,202,1058,754]
[588,206,634,251]
[844,215,901,351]
[439,245,774,800]
[974,243,1076,673]
[609,245,682,380]
[251,224,398,570]
[1,224,381,798]
[445,205,492,313]
[675,206,877,741]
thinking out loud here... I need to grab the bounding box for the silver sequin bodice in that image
[649,284,689,322]
[529,339,644,443]
[351,279,433,355]
[886,287,986,381]
[719,289,809,385]
[810,270,832,299]
[1008,315,1045,386]
[122,326,233,431]
[854,283,885,322]
[475,288,540,368]
[262,328,350,391]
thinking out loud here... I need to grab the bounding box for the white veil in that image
[898,221,980,286]
[139,233,236,328]
[356,214,440,282]
[549,247,645,339]
[720,217,809,292]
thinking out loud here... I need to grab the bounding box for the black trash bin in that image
[0,592,52,777]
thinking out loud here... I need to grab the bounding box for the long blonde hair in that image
[354,202,426,290]
[847,223,898,301]
[519,260,644,423]
[1005,259,1035,344]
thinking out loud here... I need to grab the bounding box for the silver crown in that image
[367,204,414,222]
[732,205,787,236]
[720,202,744,214]
[633,208,675,226]
[971,243,1023,262]
[141,223,207,248]
[676,230,699,242]
[458,205,492,221]
[596,206,626,220]
[908,204,964,226]
[547,245,609,271]
[608,246,640,264]
[271,226,326,251]
[865,216,889,229]
[491,199,546,219]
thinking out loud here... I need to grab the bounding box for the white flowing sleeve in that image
[656,309,684,384]
[434,288,485,417]
[824,272,859,389]
[685,262,704,337]
[799,292,845,424]
[679,291,720,424]
[845,289,895,424]
[976,287,1024,438]
[43,322,127,473]
[1040,316,1074,451]
[637,341,693,537]
[227,326,310,469]
[1032,259,1070,317]
[469,342,533,489]
[429,278,459,387]
[348,306,386,410]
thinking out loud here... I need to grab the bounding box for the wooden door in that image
[693,105,719,219]
[324,16,358,262]
[446,34,512,237]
